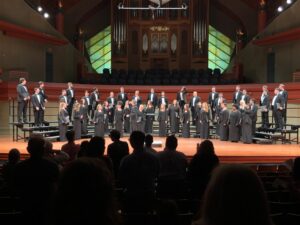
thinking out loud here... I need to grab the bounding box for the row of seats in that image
[81,68,239,85]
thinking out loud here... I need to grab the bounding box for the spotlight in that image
[37,6,43,12]
[277,6,283,12]
[287,0,292,4]
[43,12,50,18]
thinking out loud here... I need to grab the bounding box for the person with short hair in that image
[17,77,30,123]
[182,104,190,138]
[117,86,128,108]
[271,88,284,130]
[208,86,219,121]
[93,104,105,137]
[66,82,75,118]
[31,87,45,126]
[107,130,129,177]
[144,134,157,155]
[2,148,20,185]
[218,102,229,141]
[193,164,273,225]
[229,104,241,142]
[200,102,211,139]
[38,81,47,124]
[157,135,188,180]
[61,130,80,162]
[158,104,168,137]
[58,102,70,142]
[279,83,288,123]
[232,85,242,105]
[260,86,270,129]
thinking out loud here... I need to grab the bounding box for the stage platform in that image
[0,136,299,163]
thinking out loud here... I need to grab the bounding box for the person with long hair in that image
[145,100,155,134]
[168,99,180,135]
[136,104,146,132]
[123,100,131,133]
[193,164,273,225]
[182,104,190,138]
[80,97,88,135]
[229,104,241,142]
[195,102,202,137]
[218,102,229,141]
[93,104,105,137]
[158,104,167,137]
[240,102,253,144]
[58,102,70,141]
[200,102,211,139]
[103,101,110,133]
[73,102,82,140]
[114,102,124,136]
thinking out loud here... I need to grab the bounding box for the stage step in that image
[252,137,273,144]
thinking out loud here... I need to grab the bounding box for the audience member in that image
[2,148,20,186]
[61,130,80,162]
[193,164,273,225]
[52,158,119,225]
[86,136,113,172]
[157,135,188,180]
[12,135,59,225]
[119,131,159,192]
[44,140,69,168]
[188,140,219,198]
[77,140,89,158]
[107,130,129,178]
[144,134,157,155]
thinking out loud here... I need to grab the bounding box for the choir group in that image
[16,78,288,144]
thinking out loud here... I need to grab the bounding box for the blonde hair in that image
[97,104,103,111]
[202,102,209,113]
[239,100,246,109]
[73,102,81,112]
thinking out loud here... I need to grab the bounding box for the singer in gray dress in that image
[229,104,241,142]
[181,104,190,138]
[94,105,105,137]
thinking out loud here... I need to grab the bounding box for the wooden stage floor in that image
[0,136,299,163]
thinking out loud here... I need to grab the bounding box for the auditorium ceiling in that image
[30,0,285,41]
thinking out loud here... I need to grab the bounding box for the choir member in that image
[136,104,146,132]
[117,87,128,108]
[195,102,202,137]
[114,102,124,136]
[130,100,138,132]
[200,102,211,139]
[271,88,284,130]
[90,88,100,119]
[232,85,243,105]
[215,93,225,135]
[240,101,253,144]
[168,100,180,135]
[123,100,131,133]
[80,98,88,135]
[83,90,92,121]
[145,100,155,134]
[58,102,70,142]
[250,99,258,135]
[38,81,47,124]
[218,102,229,141]
[31,88,45,126]
[103,101,110,133]
[17,78,30,123]
[158,104,167,137]
[93,104,105,137]
[158,91,169,109]
[208,86,219,122]
[177,86,187,111]
[107,92,116,126]
[260,86,270,129]
[279,84,288,123]
[182,104,190,138]
[59,89,68,105]
[147,88,158,111]
[132,90,142,108]
[66,82,75,118]
[73,102,82,140]
[229,104,241,142]
[241,89,250,104]
[189,91,201,124]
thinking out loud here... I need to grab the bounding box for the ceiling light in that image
[37,6,43,12]
[43,12,50,18]
[277,6,283,12]
[287,0,292,4]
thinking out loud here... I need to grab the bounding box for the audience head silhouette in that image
[8,148,20,164]
[145,134,153,147]
[66,130,75,143]
[86,136,105,158]
[195,164,272,225]
[78,140,89,158]
[27,134,45,159]
[165,135,178,151]
[293,157,300,181]
[197,140,215,156]
[53,158,118,225]
[129,131,145,150]
[109,130,121,142]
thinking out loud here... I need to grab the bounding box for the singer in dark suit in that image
[232,85,243,105]
[66,82,75,117]
[83,90,92,120]
[132,90,142,108]
[279,84,288,123]
[208,87,219,121]
[38,81,47,124]
[31,88,45,126]
[176,86,187,110]
[260,89,270,128]
[189,91,201,123]
[17,78,30,123]
[271,88,284,130]
[107,92,117,125]
[147,88,158,110]
[158,91,169,109]
[241,89,250,104]
[90,88,100,119]
[117,87,128,108]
